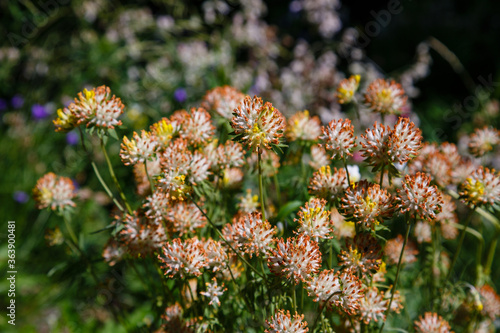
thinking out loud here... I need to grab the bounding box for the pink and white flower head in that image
[237,189,260,214]
[231,95,286,151]
[159,237,208,278]
[180,107,215,146]
[202,239,229,273]
[165,201,207,236]
[341,180,394,229]
[265,310,309,333]
[336,75,361,104]
[295,198,333,240]
[387,117,422,165]
[308,166,348,201]
[120,130,159,165]
[223,212,275,258]
[414,312,453,333]
[143,190,169,225]
[468,126,500,157]
[69,85,124,129]
[268,234,322,284]
[309,144,330,170]
[202,85,245,120]
[364,79,407,115]
[385,234,419,265]
[320,118,356,159]
[435,194,458,240]
[286,110,322,142]
[396,172,443,221]
[479,284,500,321]
[338,233,382,275]
[189,151,211,184]
[359,122,392,169]
[306,270,364,315]
[33,172,76,211]
[53,107,77,132]
[218,140,246,170]
[118,212,167,257]
[133,156,162,196]
[150,117,179,149]
[459,167,500,208]
[200,277,227,307]
[359,287,388,324]
[102,238,125,267]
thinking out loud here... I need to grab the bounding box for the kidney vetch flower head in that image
[414,312,453,333]
[265,310,309,333]
[364,78,407,115]
[397,172,443,221]
[33,172,76,212]
[459,166,500,209]
[336,74,361,104]
[320,118,356,160]
[68,85,124,129]
[231,95,286,151]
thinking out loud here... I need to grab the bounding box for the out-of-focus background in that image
[1,0,499,331]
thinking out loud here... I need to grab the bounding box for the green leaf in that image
[276,200,303,221]
[108,128,119,140]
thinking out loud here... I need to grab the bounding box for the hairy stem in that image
[446,207,476,282]
[258,147,266,220]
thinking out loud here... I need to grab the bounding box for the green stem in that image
[273,173,281,208]
[130,260,153,298]
[187,194,266,280]
[484,226,500,276]
[144,160,155,194]
[446,207,476,282]
[379,216,413,333]
[292,285,297,313]
[258,148,266,221]
[311,291,341,331]
[100,138,133,214]
[379,164,385,186]
[78,128,125,212]
[343,157,351,187]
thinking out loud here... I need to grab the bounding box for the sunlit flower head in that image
[468,126,500,157]
[265,310,309,333]
[295,198,333,240]
[200,277,227,307]
[180,107,215,146]
[202,85,245,120]
[388,117,422,165]
[53,107,78,132]
[341,180,394,229]
[359,287,388,324]
[364,79,407,115]
[144,190,169,225]
[385,234,419,265]
[320,118,356,159]
[414,312,453,333]
[223,212,276,258]
[120,130,159,165]
[69,85,124,129]
[189,151,212,185]
[306,270,364,315]
[336,75,361,104]
[33,172,76,211]
[268,234,322,284]
[359,122,391,169]
[459,167,500,208]
[231,95,286,151]
[286,110,322,142]
[396,172,443,221]
[150,117,179,149]
[309,165,348,201]
[159,237,208,278]
[202,239,229,273]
